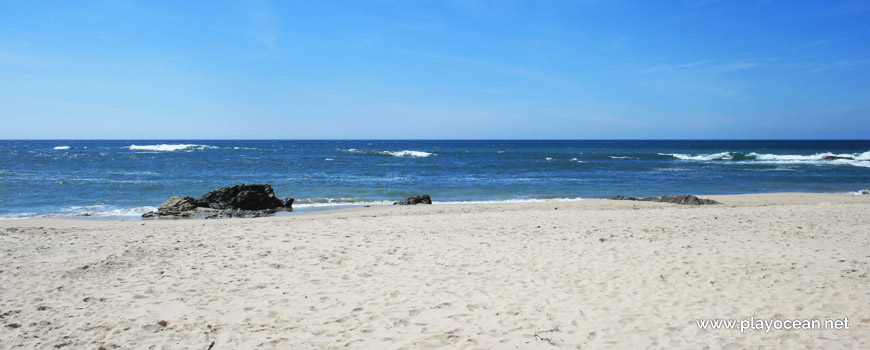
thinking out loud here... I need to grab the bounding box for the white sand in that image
[1,193,869,349]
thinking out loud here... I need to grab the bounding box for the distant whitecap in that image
[341,148,434,157]
[129,144,216,152]
[382,150,434,157]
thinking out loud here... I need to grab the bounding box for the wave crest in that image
[129,144,217,152]
[660,150,870,167]
[660,152,734,160]
[342,149,434,157]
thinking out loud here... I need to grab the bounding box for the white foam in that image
[661,150,870,167]
[747,151,870,167]
[342,148,434,157]
[661,152,733,161]
[382,150,434,158]
[58,205,157,217]
[129,144,216,152]
[545,157,555,161]
[53,146,70,150]
[610,156,633,159]
[1,205,157,220]
[0,212,41,220]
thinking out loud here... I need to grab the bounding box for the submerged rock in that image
[822,155,853,160]
[283,198,295,208]
[143,184,292,219]
[394,195,432,205]
[611,195,718,205]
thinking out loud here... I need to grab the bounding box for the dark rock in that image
[393,195,432,205]
[823,155,853,160]
[203,209,277,219]
[611,195,718,205]
[198,184,284,210]
[157,196,199,216]
[659,195,718,205]
[142,184,291,219]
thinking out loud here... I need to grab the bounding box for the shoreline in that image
[2,190,868,222]
[1,192,869,348]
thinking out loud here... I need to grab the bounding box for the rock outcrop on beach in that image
[197,184,286,210]
[142,184,294,219]
[147,196,199,218]
[611,195,719,205]
[394,195,432,205]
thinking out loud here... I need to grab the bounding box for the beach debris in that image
[142,184,294,219]
[533,326,560,346]
[611,195,719,205]
[393,195,432,205]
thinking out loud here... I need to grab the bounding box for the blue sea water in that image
[0,140,868,219]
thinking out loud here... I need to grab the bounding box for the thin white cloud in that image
[642,59,760,74]
[602,36,629,50]
[798,59,870,73]
[394,49,581,88]
[711,62,761,72]
[245,0,281,49]
[789,38,843,51]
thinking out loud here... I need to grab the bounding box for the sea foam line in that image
[0,205,158,220]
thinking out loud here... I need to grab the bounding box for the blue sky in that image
[1,0,868,139]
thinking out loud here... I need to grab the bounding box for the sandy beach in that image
[1,193,869,349]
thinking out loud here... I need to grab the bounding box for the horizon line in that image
[2,138,870,141]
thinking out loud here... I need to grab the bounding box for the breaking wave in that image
[660,151,870,167]
[342,149,434,158]
[53,146,70,150]
[293,198,395,208]
[0,205,157,220]
[660,151,734,161]
[129,144,218,152]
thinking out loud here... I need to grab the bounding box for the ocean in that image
[1,140,868,219]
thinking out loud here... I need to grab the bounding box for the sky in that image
[0,0,869,139]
